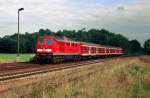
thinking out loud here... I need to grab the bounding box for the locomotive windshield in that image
[37,38,53,44]
[46,39,53,44]
[38,38,43,44]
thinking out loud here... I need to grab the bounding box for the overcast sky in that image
[0,0,150,45]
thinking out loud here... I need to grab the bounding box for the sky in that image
[0,0,150,45]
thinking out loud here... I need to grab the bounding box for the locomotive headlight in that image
[45,49,52,52]
[37,49,43,52]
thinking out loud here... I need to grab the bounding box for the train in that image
[34,36,123,64]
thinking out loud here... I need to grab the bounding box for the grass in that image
[0,56,150,98]
[0,53,35,63]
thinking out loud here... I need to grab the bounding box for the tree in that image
[0,37,17,53]
[39,29,53,36]
[56,29,137,54]
[130,40,141,53]
[144,39,150,54]
[0,28,143,54]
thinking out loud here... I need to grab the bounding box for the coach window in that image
[91,47,94,52]
[87,47,89,52]
[106,49,109,53]
[100,48,103,52]
[46,39,53,44]
[117,50,119,53]
[38,38,43,44]
[84,47,86,52]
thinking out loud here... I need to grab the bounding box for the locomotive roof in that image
[81,42,122,49]
[38,36,122,49]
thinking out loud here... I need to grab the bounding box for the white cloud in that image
[0,0,149,45]
[68,0,150,45]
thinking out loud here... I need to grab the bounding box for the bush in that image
[144,39,150,54]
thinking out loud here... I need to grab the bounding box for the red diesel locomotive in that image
[35,36,123,64]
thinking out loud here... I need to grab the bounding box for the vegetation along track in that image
[0,59,105,82]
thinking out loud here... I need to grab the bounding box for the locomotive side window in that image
[76,44,78,47]
[67,43,70,46]
[38,39,43,44]
[72,43,74,46]
[46,39,52,44]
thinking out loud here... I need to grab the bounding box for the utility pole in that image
[17,8,24,57]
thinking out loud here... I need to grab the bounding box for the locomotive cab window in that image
[38,39,43,44]
[67,43,70,46]
[46,39,53,44]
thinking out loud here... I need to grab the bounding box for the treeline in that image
[0,28,149,54]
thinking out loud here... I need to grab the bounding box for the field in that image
[0,54,34,63]
[0,56,150,98]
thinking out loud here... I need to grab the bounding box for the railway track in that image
[0,56,136,82]
[0,59,103,82]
